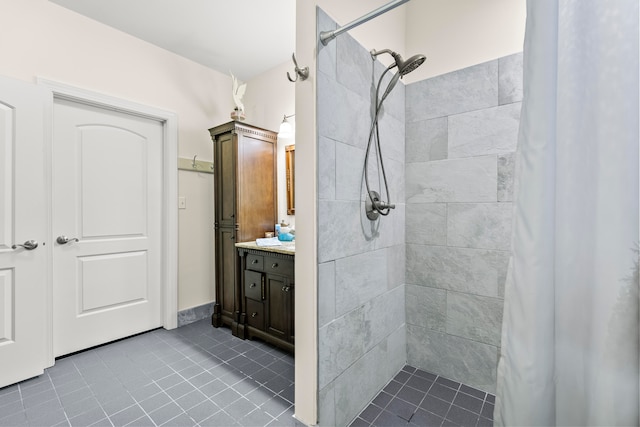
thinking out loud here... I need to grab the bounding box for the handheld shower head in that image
[392,52,426,76]
[370,49,426,77]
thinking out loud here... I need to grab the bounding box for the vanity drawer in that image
[264,256,294,278]
[245,299,265,330]
[244,270,263,301]
[246,254,264,271]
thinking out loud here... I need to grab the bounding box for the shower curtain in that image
[495,1,639,426]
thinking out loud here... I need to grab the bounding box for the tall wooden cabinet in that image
[210,121,277,333]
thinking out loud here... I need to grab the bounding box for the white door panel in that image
[0,77,47,388]
[53,99,162,357]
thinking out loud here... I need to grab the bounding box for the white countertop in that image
[235,240,295,256]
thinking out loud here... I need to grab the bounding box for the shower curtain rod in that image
[319,0,410,46]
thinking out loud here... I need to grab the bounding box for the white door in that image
[52,99,163,357]
[0,77,47,387]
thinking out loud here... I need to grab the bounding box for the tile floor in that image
[0,319,495,427]
[352,366,495,427]
[0,319,299,427]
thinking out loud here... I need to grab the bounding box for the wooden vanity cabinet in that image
[210,121,277,334]
[237,247,295,353]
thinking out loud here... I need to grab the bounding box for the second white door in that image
[53,98,163,357]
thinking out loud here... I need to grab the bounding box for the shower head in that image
[370,49,426,77]
[393,52,426,76]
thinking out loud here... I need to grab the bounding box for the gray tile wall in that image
[404,53,523,394]
[316,8,407,427]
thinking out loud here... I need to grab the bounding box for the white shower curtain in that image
[495,1,639,426]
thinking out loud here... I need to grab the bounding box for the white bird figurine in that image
[230,72,246,114]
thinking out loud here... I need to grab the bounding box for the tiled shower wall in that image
[404,53,523,393]
[316,8,407,427]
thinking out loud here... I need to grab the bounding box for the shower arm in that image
[319,0,410,46]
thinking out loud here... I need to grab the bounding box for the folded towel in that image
[256,237,282,247]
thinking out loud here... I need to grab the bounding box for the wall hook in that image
[192,154,198,169]
[287,53,309,82]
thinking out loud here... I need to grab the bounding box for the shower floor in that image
[352,366,494,427]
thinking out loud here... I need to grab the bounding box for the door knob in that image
[56,235,79,244]
[12,240,38,250]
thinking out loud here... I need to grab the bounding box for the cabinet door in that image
[216,227,237,319]
[215,132,236,226]
[265,274,293,342]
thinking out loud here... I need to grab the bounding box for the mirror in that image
[285,145,295,215]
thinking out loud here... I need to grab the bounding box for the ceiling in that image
[49,0,296,82]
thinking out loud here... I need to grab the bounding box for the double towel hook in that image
[287,53,309,83]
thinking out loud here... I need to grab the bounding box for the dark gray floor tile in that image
[414,370,437,382]
[199,410,238,427]
[260,395,291,419]
[165,381,196,400]
[138,392,172,414]
[108,404,145,427]
[90,417,115,427]
[485,395,495,404]
[101,395,137,416]
[383,381,403,396]
[419,395,451,418]
[178,365,205,381]
[250,368,278,385]
[245,386,275,407]
[145,366,174,381]
[459,385,485,401]
[24,398,63,421]
[54,379,88,398]
[231,378,260,396]
[125,414,154,427]
[185,399,220,423]
[386,397,416,421]
[279,384,294,404]
[28,408,67,427]
[68,406,107,427]
[435,377,460,390]
[62,396,101,419]
[159,412,195,426]
[155,374,183,390]
[372,392,393,410]
[19,380,53,398]
[476,417,493,427]
[445,405,479,427]
[428,383,457,403]
[175,389,207,411]
[480,402,494,420]
[0,399,24,417]
[0,389,21,406]
[187,371,215,388]
[224,397,258,421]
[264,375,291,394]
[453,393,483,415]
[148,402,184,426]
[0,410,28,426]
[406,376,433,393]
[393,371,411,385]
[239,408,275,427]
[349,417,371,427]
[211,388,242,409]
[373,410,409,427]
[409,408,443,427]
[199,380,227,398]
[23,389,58,409]
[128,383,162,401]
[397,385,426,406]
[360,404,383,423]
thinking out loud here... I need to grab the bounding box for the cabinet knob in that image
[282,286,290,292]
[251,312,258,318]
[272,263,278,268]
[250,283,256,288]
[252,259,259,264]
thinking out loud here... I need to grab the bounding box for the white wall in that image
[0,0,232,312]
[405,0,526,83]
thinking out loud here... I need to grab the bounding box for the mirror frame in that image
[285,144,295,215]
